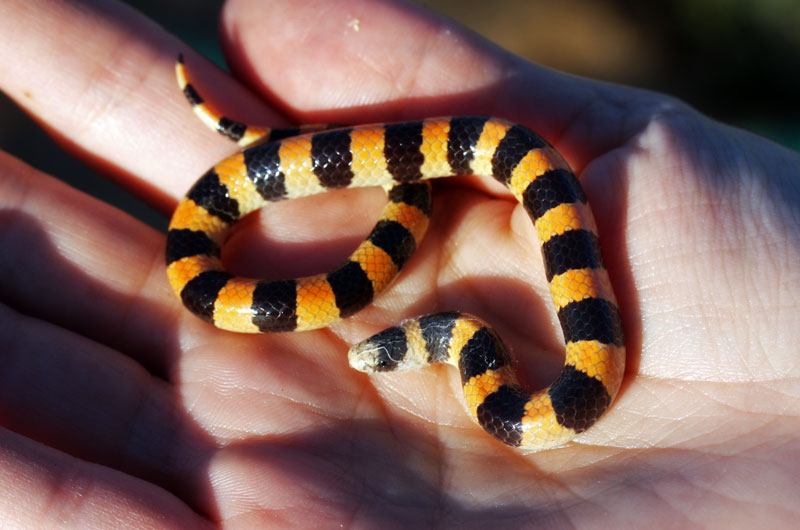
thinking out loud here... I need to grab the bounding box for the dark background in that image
[1,0,797,230]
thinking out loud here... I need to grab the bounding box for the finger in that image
[221,0,509,117]
[0,303,215,515]
[0,151,184,369]
[0,428,211,529]
[0,0,396,278]
[0,0,287,207]
[221,0,643,162]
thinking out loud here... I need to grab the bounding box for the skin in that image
[0,0,798,527]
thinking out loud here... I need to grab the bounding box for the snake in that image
[166,55,625,450]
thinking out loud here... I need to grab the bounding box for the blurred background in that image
[1,0,798,230]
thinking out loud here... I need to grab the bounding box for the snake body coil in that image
[167,56,625,449]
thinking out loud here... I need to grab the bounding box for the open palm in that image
[0,0,798,527]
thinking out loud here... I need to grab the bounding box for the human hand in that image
[0,0,798,527]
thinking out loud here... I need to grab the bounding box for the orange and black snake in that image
[166,55,625,449]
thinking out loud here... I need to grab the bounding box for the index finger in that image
[0,0,287,209]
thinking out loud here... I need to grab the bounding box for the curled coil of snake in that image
[166,55,625,450]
